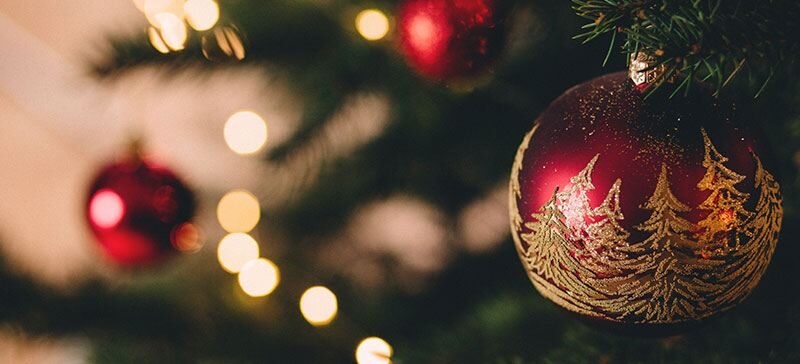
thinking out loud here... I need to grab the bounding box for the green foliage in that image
[573,0,800,97]
[2,0,796,362]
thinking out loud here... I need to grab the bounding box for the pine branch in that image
[573,0,800,97]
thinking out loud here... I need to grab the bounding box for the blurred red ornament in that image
[509,71,782,333]
[86,155,196,267]
[397,0,506,82]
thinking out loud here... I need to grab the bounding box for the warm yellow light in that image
[355,9,390,41]
[144,0,184,26]
[217,189,261,233]
[299,286,338,326]
[356,337,393,364]
[217,233,260,273]
[184,0,220,31]
[238,258,280,297]
[148,27,171,54]
[132,0,147,12]
[224,111,268,155]
[153,12,187,51]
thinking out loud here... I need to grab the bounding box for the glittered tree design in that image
[522,188,600,312]
[510,125,537,258]
[584,179,630,276]
[556,154,599,239]
[711,154,783,308]
[612,164,722,322]
[695,129,753,256]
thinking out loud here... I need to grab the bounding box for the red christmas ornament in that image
[397,0,506,82]
[509,71,782,333]
[86,155,196,267]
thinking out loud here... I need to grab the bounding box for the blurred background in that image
[0,0,799,362]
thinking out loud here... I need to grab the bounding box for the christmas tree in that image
[0,0,799,362]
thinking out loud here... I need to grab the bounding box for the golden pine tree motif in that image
[610,164,723,322]
[583,179,630,276]
[695,129,753,256]
[710,153,783,308]
[522,188,601,313]
[556,155,600,240]
[509,125,537,258]
[511,137,781,323]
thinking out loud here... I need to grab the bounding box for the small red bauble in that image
[509,72,782,331]
[86,156,196,267]
[397,0,506,82]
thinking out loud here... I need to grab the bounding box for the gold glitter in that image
[510,128,783,324]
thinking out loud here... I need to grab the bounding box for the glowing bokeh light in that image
[355,9,390,41]
[153,12,187,51]
[224,111,268,155]
[217,233,260,273]
[144,0,184,26]
[148,26,171,54]
[202,26,247,61]
[355,337,393,364]
[216,189,261,233]
[171,222,203,253]
[238,258,280,297]
[184,0,220,31]
[89,189,125,229]
[299,286,338,326]
[132,0,147,12]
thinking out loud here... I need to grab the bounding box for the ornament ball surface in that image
[509,72,782,331]
[86,157,196,268]
[397,0,505,82]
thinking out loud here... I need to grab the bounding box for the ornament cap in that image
[125,135,146,165]
[628,52,667,89]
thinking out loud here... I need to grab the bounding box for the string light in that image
[355,337,393,364]
[224,111,268,155]
[217,233,260,273]
[238,258,280,297]
[144,0,184,27]
[153,12,187,51]
[131,0,147,12]
[148,27,171,53]
[216,189,261,233]
[299,286,338,326]
[171,223,203,253]
[184,0,220,31]
[355,9,390,41]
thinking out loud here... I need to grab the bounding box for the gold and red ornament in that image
[86,147,196,268]
[397,0,506,83]
[508,63,783,332]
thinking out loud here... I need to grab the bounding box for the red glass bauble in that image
[397,0,506,82]
[509,72,783,331]
[86,157,196,267]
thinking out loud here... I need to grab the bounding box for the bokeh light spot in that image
[356,9,390,41]
[217,233,260,273]
[144,0,184,26]
[171,223,202,253]
[355,337,393,364]
[238,258,280,297]
[300,286,338,326]
[153,12,187,51]
[216,189,261,233]
[148,26,171,53]
[224,111,268,155]
[89,189,125,229]
[202,25,247,61]
[184,0,220,31]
